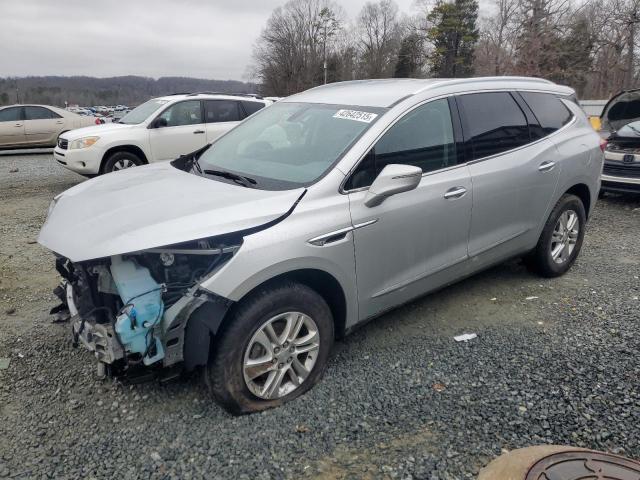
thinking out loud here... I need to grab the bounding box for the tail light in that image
[95,118,101,125]
[599,138,608,152]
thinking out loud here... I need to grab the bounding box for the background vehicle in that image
[54,93,271,175]
[601,121,640,193]
[0,104,98,149]
[39,77,602,414]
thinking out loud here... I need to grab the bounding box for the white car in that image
[54,93,271,175]
[0,104,99,149]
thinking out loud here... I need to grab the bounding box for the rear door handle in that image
[14,123,22,127]
[444,186,467,199]
[538,161,556,172]
[193,130,205,134]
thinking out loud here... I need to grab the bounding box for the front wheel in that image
[102,151,142,173]
[206,282,334,414]
[526,193,586,277]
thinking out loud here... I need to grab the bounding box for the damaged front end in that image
[52,235,238,379]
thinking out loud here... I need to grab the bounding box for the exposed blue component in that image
[110,256,165,366]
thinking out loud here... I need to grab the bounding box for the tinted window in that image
[241,101,266,117]
[345,99,457,190]
[24,106,60,120]
[457,92,529,160]
[0,107,21,122]
[520,92,573,136]
[204,100,241,123]
[158,100,202,127]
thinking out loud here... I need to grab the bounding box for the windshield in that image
[197,102,384,189]
[118,99,169,124]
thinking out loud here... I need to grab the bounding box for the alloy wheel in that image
[243,312,320,400]
[112,158,136,171]
[550,209,579,264]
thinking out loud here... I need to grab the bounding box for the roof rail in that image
[185,92,264,99]
[413,76,558,96]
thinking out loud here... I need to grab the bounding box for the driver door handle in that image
[538,161,556,172]
[193,130,205,134]
[444,186,467,199]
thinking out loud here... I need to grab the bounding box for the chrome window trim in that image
[340,88,577,194]
[456,89,577,166]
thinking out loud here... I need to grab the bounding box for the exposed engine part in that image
[49,236,240,379]
[111,255,165,366]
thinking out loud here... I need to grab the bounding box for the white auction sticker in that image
[333,109,378,123]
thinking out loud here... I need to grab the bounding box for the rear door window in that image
[520,92,573,136]
[24,106,61,120]
[204,100,242,123]
[457,92,530,160]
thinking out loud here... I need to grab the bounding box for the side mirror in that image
[364,164,422,207]
[153,117,168,128]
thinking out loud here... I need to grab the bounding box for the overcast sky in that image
[0,0,486,82]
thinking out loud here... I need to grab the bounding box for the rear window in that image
[520,92,573,136]
[457,92,530,160]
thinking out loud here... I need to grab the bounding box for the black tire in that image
[206,282,334,414]
[526,193,586,278]
[102,151,142,173]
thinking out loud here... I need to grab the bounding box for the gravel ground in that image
[0,152,639,480]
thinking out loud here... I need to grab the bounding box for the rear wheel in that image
[526,194,586,277]
[206,282,334,414]
[102,151,142,173]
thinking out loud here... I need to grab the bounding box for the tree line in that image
[0,76,256,107]
[252,0,640,99]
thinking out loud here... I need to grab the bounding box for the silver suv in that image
[39,77,602,413]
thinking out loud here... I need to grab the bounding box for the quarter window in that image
[158,100,203,127]
[204,100,241,123]
[520,92,573,136]
[24,106,60,120]
[457,92,530,160]
[241,101,266,117]
[0,107,21,122]
[345,99,457,190]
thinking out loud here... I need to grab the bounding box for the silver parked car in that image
[38,77,602,413]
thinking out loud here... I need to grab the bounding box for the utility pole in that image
[626,10,639,89]
[323,21,328,84]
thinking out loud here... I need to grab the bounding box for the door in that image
[23,106,64,146]
[347,98,473,320]
[0,107,26,147]
[204,100,242,143]
[148,100,207,162]
[456,92,561,260]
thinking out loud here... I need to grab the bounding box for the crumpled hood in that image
[61,122,135,140]
[38,162,305,262]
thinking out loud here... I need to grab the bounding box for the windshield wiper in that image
[203,169,257,188]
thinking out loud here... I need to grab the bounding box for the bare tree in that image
[252,0,345,96]
[356,0,403,78]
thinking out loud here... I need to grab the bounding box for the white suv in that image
[53,93,271,175]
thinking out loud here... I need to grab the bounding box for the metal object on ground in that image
[526,450,640,479]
